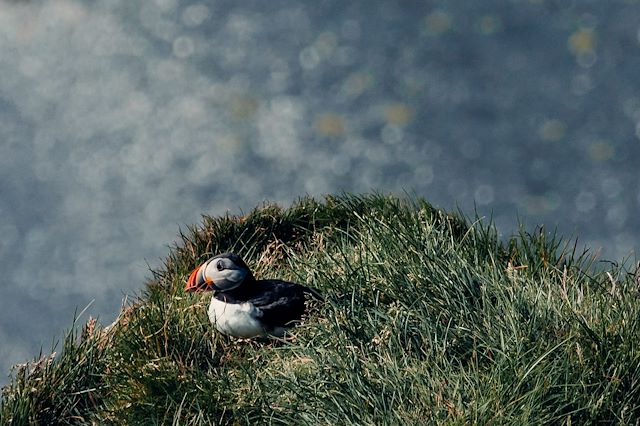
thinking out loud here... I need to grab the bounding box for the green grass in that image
[2,194,639,425]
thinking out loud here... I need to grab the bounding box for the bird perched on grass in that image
[185,253,321,338]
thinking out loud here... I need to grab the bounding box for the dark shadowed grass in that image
[2,194,639,425]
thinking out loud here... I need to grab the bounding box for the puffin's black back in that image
[215,279,319,329]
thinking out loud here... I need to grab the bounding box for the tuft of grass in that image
[1,316,107,425]
[2,194,639,425]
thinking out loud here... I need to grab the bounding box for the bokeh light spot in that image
[383,103,414,126]
[230,96,259,120]
[569,28,596,55]
[155,0,177,13]
[315,32,338,58]
[601,177,622,199]
[173,36,195,58]
[576,51,597,68]
[416,165,434,186]
[588,140,615,162]
[299,46,321,70]
[341,72,374,99]
[182,4,211,28]
[315,113,345,137]
[575,191,596,213]
[568,27,597,67]
[606,204,628,229]
[475,184,495,205]
[571,74,594,95]
[425,10,452,36]
[539,119,566,142]
[381,124,403,145]
[522,193,560,214]
[478,15,502,35]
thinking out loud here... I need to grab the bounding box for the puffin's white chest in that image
[208,297,266,338]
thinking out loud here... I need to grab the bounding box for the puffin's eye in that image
[216,260,224,271]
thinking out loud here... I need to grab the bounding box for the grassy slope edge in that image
[1,194,639,425]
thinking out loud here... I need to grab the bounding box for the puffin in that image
[185,252,321,338]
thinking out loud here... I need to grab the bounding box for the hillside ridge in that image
[2,194,639,424]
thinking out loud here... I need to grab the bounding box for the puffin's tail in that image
[303,286,324,301]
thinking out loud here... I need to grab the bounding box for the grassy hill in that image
[2,194,639,424]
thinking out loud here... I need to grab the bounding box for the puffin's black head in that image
[185,253,254,293]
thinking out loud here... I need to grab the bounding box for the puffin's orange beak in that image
[185,264,214,292]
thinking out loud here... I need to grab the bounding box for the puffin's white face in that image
[186,253,251,293]
[202,256,249,290]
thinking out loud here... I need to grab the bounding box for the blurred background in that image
[1,0,639,383]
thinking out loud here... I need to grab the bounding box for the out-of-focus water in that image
[0,0,638,383]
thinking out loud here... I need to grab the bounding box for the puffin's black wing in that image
[248,280,319,329]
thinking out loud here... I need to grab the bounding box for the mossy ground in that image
[2,194,639,425]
